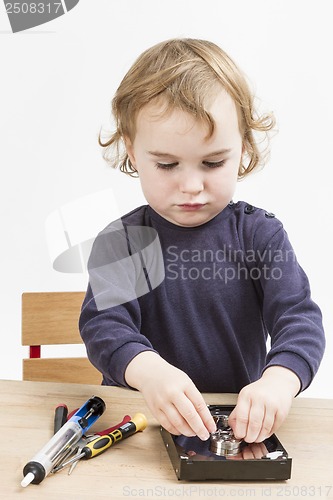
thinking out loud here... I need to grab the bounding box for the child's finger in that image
[228,400,250,440]
[254,408,275,443]
[156,408,193,437]
[181,386,216,439]
[168,396,209,440]
[191,395,217,435]
[245,402,265,442]
[159,404,196,437]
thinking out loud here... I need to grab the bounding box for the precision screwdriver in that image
[53,412,147,472]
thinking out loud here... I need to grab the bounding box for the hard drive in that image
[160,405,292,481]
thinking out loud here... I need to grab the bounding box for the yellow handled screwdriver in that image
[53,413,147,472]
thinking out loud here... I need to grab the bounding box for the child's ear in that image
[124,137,136,167]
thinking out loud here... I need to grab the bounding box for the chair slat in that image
[23,358,102,384]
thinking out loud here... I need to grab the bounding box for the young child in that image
[79,38,325,444]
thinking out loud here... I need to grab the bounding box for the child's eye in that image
[203,160,226,168]
[155,160,226,170]
[155,162,178,170]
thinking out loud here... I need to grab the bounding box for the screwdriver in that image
[53,412,147,472]
[53,404,68,434]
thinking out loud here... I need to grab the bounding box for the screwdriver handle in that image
[82,412,147,459]
[53,404,68,434]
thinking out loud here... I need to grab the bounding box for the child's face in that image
[126,89,243,227]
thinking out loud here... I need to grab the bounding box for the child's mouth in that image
[178,204,206,211]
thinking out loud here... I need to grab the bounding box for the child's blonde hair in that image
[100,38,275,178]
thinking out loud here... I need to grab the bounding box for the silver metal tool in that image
[67,435,97,475]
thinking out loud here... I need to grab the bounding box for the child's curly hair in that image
[99,38,275,179]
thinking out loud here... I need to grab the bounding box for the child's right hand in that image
[125,351,216,440]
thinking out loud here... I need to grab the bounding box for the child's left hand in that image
[228,366,301,443]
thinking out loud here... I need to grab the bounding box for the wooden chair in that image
[22,292,102,384]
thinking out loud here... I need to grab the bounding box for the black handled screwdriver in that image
[53,404,68,434]
[53,412,147,472]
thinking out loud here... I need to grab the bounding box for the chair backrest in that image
[22,292,102,384]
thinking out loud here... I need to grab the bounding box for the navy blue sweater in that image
[79,201,325,393]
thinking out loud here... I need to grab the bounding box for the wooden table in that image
[1,380,333,499]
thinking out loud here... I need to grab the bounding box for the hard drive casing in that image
[160,405,292,481]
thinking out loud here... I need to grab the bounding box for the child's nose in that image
[179,172,204,195]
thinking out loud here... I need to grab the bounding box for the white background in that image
[0,0,332,397]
